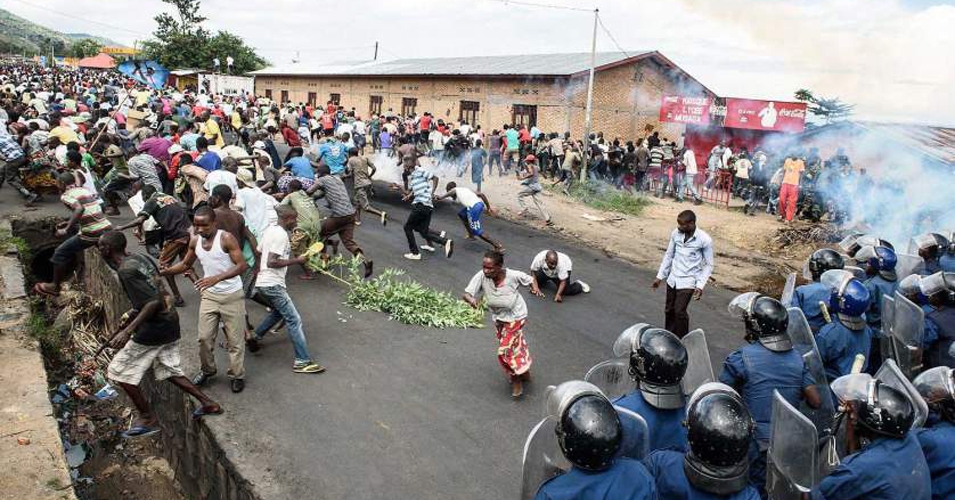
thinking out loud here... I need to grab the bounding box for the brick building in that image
[251,51,714,142]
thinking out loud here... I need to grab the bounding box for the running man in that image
[307,166,374,278]
[435,181,504,252]
[345,147,387,226]
[516,154,552,225]
[393,154,453,261]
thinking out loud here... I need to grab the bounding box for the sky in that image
[4,0,954,126]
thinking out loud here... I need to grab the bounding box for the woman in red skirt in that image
[463,250,538,398]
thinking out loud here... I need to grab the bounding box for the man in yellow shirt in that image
[778,153,805,222]
[200,111,225,149]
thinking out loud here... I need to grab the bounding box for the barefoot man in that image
[435,181,504,252]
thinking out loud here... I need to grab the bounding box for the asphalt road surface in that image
[2,166,746,500]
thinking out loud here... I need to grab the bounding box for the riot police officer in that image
[807,374,931,500]
[720,293,822,497]
[941,232,955,273]
[643,383,761,500]
[919,272,954,368]
[911,233,949,275]
[613,326,690,452]
[533,390,657,500]
[815,270,873,381]
[794,249,845,333]
[913,366,955,500]
[856,245,899,373]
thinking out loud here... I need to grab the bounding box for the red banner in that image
[659,95,711,126]
[723,98,807,133]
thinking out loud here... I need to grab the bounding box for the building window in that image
[369,95,383,116]
[512,104,537,128]
[307,92,317,107]
[459,100,480,125]
[402,97,417,117]
[280,90,289,104]
[264,89,272,100]
[330,93,341,105]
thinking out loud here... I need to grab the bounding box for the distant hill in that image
[0,8,125,56]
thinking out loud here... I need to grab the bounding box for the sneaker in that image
[444,239,454,258]
[404,253,422,260]
[355,220,362,226]
[293,361,326,374]
[439,230,446,238]
[381,212,387,226]
[421,244,436,252]
[579,281,591,293]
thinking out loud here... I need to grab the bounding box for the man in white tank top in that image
[160,206,250,393]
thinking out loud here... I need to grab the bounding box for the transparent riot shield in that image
[681,329,715,396]
[875,359,929,428]
[583,359,632,401]
[781,272,797,307]
[889,292,926,378]
[520,416,570,500]
[766,391,820,500]
[880,294,897,370]
[844,265,867,281]
[895,253,926,280]
[613,405,650,461]
[787,308,836,436]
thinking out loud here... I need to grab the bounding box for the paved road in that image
[3,177,746,500]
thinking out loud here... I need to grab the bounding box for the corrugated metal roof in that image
[252,51,650,77]
[856,121,955,165]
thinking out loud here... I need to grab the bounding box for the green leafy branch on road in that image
[547,180,651,217]
[309,256,486,329]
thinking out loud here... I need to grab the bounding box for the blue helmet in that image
[855,245,898,280]
[821,269,870,318]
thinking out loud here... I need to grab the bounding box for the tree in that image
[141,0,265,73]
[794,89,854,125]
[67,38,102,58]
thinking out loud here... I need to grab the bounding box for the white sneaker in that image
[439,230,447,238]
[445,239,454,258]
[355,220,362,226]
[579,281,591,293]
[381,212,387,226]
[421,245,436,252]
[403,253,422,260]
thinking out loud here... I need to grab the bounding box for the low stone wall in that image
[82,248,259,500]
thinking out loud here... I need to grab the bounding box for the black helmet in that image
[808,248,845,281]
[728,293,792,352]
[620,326,688,409]
[913,366,955,422]
[683,383,755,495]
[832,375,915,438]
[556,394,622,471]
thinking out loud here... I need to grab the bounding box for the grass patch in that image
[547,180,651,217]
[0,228,30,259]
[27,300,67,361]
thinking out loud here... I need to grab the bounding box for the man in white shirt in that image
[651,210,714,337]
[204,161,239,199]
[435,182,504,252]
[529,249,591,303]
[234,169,277,238]
[677,146,703,205]
[247,205,324,374]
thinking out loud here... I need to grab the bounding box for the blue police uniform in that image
[916,420,955,500]
[863,274,897,336]
[719,343,814,496]
[940,253,955,273]
[815,320,872,382]
[644,450,761,500]
[534,458,657,500]
[810,433,931,500]
[922,304,939,350]
[925,305,955,368]
[794,282,830,333]
[922,259,941,276]
[614,391,688,453]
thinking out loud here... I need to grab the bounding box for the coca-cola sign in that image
[723,98,807,133]
[659,95,712,125]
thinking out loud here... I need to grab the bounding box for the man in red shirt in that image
[281,123,302,147]
[418,112,432,145]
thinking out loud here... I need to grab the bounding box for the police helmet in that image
[897,274,927,305]
[728,292,791,351]
[807,248,845,281]
[821,269,871,321]
[622,327,688,409]
[913,366,955,422]
[831,374,915,438]
[839,234,893,259]
[556,393,622,471]
[911,233,943,260]
[918,272,955,303]
[855,245,898,281]
[683,383,755,495]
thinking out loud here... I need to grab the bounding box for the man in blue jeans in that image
[246,204,324,374]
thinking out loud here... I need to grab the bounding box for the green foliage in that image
[0,228,29,260]
[66,38,101,58]
[27,305,64,357]
[312,256,486,329]
[141,0,265,73]
[794,88,854,125]
[548,180,651,216]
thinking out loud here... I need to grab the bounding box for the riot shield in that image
[880,294,897,369]
[787,308,836,436]
[889,292,926,378]
[766,391,820,500]
[875,359,928,428]
[543,380,605,419]
[681,329,715,396]
[895,253,925,280]
[838,233,863,256]
[611,323,652,358]
[613,405,650,461]
[583,359,632,401]
[781,272,797,307]
[844,265,867,281]
[520,416,570,500]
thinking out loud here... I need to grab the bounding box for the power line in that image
[596,13,630,58]
[481,0,593,13]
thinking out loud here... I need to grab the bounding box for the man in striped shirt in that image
[34,172,113,296]
[307,166,374,278]
[394,154,453,261]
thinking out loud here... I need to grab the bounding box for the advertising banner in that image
[724,98,807,133]
[659,95,712,126]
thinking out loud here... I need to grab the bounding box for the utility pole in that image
[580,8,598,181]
[374,41,379,61]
